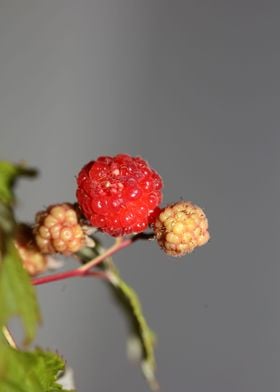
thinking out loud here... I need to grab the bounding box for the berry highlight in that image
[76,154,163,237]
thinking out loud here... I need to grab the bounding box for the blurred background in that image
[1,1,280,391]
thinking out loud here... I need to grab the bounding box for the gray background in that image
[1,1,280,391]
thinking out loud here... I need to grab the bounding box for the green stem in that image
[105,267,159,390]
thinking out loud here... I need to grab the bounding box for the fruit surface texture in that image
[34,203,85,255]
[76,154,163,236]
[154,201,210,257]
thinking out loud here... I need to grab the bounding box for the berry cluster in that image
[76,154,163,237]
[76,154,210,256]
[23,154,209,266]
[34,203,85,255]
[9,154,210,392]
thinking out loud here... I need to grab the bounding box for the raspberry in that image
[153,201,210,257]
[14,224,47,276]
[76,154,163,237]
[34,203,85,255]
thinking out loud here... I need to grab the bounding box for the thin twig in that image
[3,326,17,349]
[32,233,153,286]
[78,237,131,272]
[32,270,106,286]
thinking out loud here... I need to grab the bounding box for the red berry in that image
[76,154,163,236]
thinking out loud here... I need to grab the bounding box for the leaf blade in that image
[0,239,41,344]
[0,339,75,392]
[103,261,159,390]
[0,161,37,205]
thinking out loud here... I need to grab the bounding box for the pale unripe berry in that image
[14,224,47,276]
[153,201,210,257]
[34,203,85,255]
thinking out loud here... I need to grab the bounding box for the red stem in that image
[32,237,133,286]
[32,269,80,285]
[32,270,106,286]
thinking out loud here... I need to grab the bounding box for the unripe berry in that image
[34,203,85,255]
[153,201,210,257]
[14,224,47,276]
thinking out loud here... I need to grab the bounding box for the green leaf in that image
[99,257,158,390]
[0,339,75,392]
[0,239,41,344]
[0,161,37,205]
[0,160,40,343]
[78,242,159,390]
[0,203,15,241]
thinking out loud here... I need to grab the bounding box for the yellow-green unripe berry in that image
[34,203,85,255]
[153,201,210,257]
